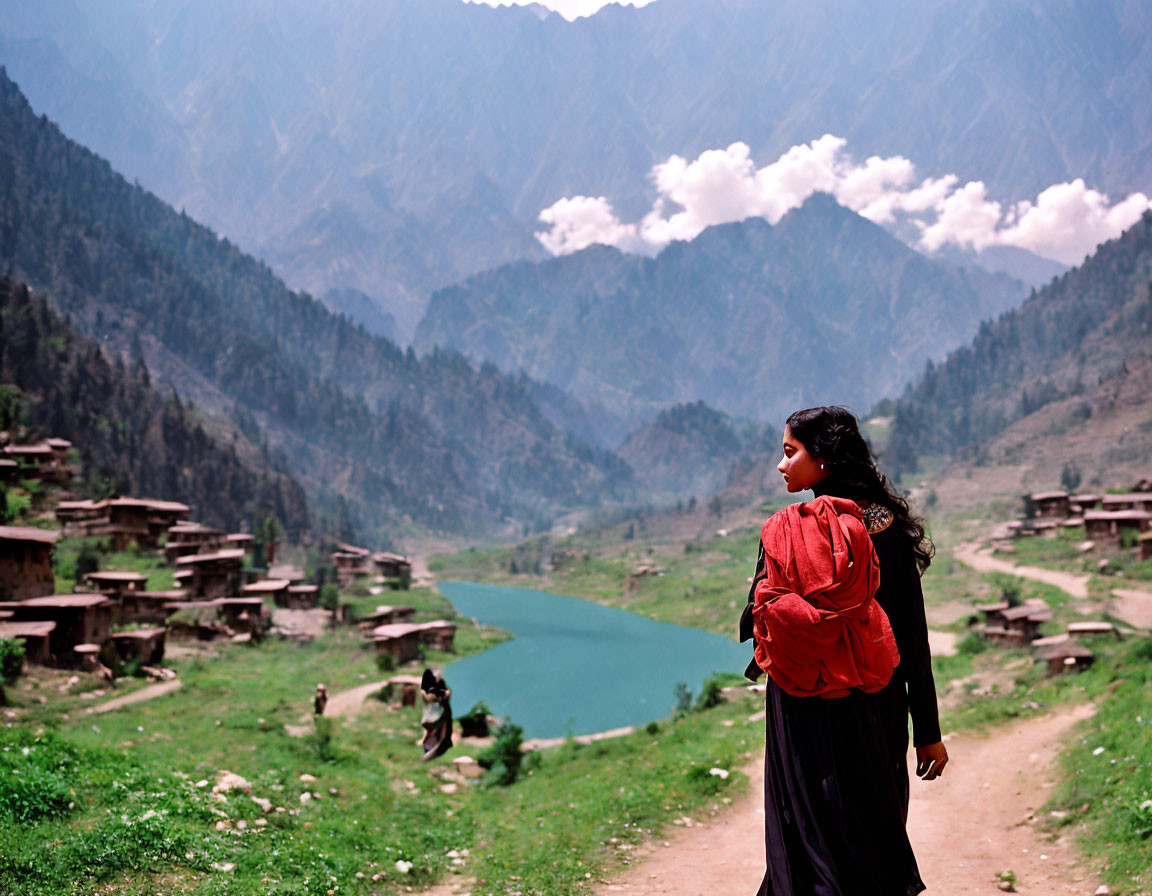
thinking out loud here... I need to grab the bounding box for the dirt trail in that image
[86,679,183,714]
[323,680,392,719]
[591,704,1099,896]
[954,546,1091,600]
[1110,587,1152,630]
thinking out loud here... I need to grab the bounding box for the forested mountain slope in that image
[885,212,1152,475]
[0,71,632,537]
[0,277,309,536]
[415,195,1025,428]
[1,0,1147,333]
[618,401,777,502]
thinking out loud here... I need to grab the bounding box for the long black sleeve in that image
[871,529,942,748]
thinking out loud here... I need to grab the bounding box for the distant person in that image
[740,405,946,896]
[313,683,328,716]
[419,668,453,761]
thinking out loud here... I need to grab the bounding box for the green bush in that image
[477,720,524,787]
[956,631,990,656]
[673,682,693,719]
[374,651,396,673]
[694,676,725,711]
[0,640,24,682]
[685,765,729,796]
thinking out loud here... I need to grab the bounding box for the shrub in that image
[375,651,396,673]
[673,682,693,720]
[0,640,25,682]
[319,584,340,611]
[477,721,524,787]
[956,632,990,656]
[694,676,725,711]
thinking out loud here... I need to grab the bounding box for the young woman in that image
[740,406,947,896]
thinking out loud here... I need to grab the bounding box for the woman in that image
[740,406,947,895]
[420,668,453,761]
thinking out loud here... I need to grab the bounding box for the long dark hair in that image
[786,406,934,573]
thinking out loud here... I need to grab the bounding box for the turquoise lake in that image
[439,581,750,739]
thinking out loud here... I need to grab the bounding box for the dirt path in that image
[323,680,391,719]
[954,546,1091,600]
[86,679,183,714]
[591,704,1099,896]
[1110,588,1152,630]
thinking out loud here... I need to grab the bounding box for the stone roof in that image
[10,593,112,608]
[0,620,56,638]
[175,548,246,565]
[85,570,148,582]
[0,525,60,545]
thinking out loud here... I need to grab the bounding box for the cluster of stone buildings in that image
[994,481,1152,560]
[1,430,437,678]
[331,542,412,588]
[973,597,1117,676]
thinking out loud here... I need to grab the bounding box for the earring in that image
[820,463,825,471]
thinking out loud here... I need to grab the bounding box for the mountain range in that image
[885,210,1152,481]
[1,0,1147,336]
[415,194,1027,432]
[0,69,632,539]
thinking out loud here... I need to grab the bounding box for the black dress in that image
[740,491,939,896]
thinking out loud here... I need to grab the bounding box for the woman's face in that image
[777,424,827,493]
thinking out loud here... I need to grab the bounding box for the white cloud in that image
[536,139,1152,266]
[465,0,658,21]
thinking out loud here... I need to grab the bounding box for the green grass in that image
[0,629,762,896]
[53,536,176,593]
[1045,637,1152,895]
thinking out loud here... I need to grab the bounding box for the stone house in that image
[1068,494,1101,515]
[413,620,456,652]
[175,548,246,599]
[1101,493,1152,513]
[3,442,73,485]
[163,523,226,562]
[284,584,319,609]
[369,623,424,663]
[242,578,291,605]
[0,526,59,602]
[1141,531,1152,561]
[372,552,413,588]
[0,594,113,665]
[356,605,416,630]
[0,620,55,665]
[1027,490,1070,520]
[109,628,167,666]
[332,543,372,584]
[1083,509,1152,541]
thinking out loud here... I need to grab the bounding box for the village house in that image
[1068,493,1102,515]
[213,597,266,636]
[3,442,73,485]
[1083,509,1152,542]
[83,570,149,623]
[109,628,167,667]
[121,589,187,626]
[0,593,113,665]
[976,598,1051,645]
[163,523,226,562]
[0,526,59,602]
[1026,490,1070,521]
[1101,493,1152,513]
[1141,531,1152,561]
[356,605,416,630]
[175,548,246,599]
[55,499,104,530]
[369,622,424,663]
[285,584,319,609]
[224,533,254,553]
[413,619,456,652]
[0,620,55,665]
[372,552,413,588]
[1033,640,1095,677]
[0,458,18,482]
[332,543,373,584]
[242,579,291,605]
[77,497,190,550]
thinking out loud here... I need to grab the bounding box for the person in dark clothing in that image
[740,406,947,895]
[420,668,453,761]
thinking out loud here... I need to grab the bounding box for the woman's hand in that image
[915,742,948,780]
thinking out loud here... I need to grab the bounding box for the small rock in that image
[251,796,272,813]
[395,860,413,874]
[235,819,247,831]
[213,771,253,794]
[440,783,458,795]
[210,862,235,873]
[195,779,209,788]
[299,773,318,783]
[1094,887,1112,896]
[214,820,231,831]
[254,818,267,827]
[300,792,312,806]
[708,767,729,779]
